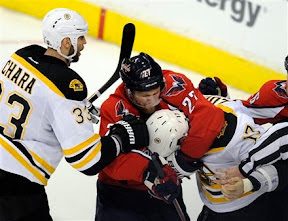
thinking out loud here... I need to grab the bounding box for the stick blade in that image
[89,23,136,102]
[120,23,136,60]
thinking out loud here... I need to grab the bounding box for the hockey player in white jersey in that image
[0,8,149,221]
[146,99,287,221]
[199,61,288,220]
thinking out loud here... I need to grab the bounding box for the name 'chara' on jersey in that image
[0,8,149,221]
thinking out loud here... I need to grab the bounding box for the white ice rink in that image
[0,7,250,221]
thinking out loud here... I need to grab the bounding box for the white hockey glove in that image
[166,150,203,179]
[86,102,100,124]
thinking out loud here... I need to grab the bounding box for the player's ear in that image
[61,37,71,49]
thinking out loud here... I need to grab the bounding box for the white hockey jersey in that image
[196,97,270,212]
[0,45,117,185]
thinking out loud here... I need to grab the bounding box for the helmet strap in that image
[56,37,78,62]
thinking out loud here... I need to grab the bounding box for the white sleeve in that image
[249,165,279,192]
[48,97,102,172]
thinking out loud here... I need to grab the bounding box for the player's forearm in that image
[247,164,279,192]
[80,136,119,175]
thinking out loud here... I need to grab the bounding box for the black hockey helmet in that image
[285,56,288,71]
[120,52,164,91]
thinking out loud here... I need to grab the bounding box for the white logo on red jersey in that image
[273,81,288,99]
[165,75,187,97]
[115,100,129,117]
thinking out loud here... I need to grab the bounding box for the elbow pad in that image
[166,150,203,179]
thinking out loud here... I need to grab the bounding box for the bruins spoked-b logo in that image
[69,79,84,91]
[64,13,71,20]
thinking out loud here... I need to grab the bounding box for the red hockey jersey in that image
[242,80,288,125]
[99,70,225,189]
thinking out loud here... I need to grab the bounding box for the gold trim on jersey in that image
[205,147,225,155]
[72,141,101,169]
[11,54,65,98]
[216,104,236,116]
[28,149,55,174]
[198,170,253,204]
[63,134,100,156]
[201,186,228,203]
[0,136,47,185]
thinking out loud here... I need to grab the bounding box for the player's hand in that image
[221,177,244,201]
[214,166,244,185]
[143,155,181,204]
[86,101,100,124]
[88,104,100,124]
[109,114,149,152]
[198,77,228,97]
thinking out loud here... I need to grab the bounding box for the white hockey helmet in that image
[146,109,189,157]
[42,8,88,61]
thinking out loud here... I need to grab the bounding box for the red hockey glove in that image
[143,155,181,204]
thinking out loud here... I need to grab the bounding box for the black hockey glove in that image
[143,154,181,204]
[198,77,228,97]
[109,114,149,153]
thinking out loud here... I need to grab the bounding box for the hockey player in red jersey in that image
[96,52,231,220]
[0,8,149,221]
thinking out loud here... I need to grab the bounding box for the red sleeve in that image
[99,88,149,182]
[241,80,288,124]
[242,80,287,107]
[161,70,225,158]
[101,152,149,183]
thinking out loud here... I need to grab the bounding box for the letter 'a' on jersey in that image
[0,45,108,185]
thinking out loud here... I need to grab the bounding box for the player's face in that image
[71,36,87,62]
[132,87,161,114]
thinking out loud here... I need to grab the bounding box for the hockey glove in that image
[198,77,228,97]
[166,150,203,179]
[143,155,181,204]
[89,105,100,124]
[86,101,100,124]
[109,114,149,153]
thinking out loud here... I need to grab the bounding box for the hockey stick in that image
[86,23,135,108]
[151,153,187,221]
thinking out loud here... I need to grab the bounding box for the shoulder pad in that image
[16,45,87,101]
[48,66,88,101]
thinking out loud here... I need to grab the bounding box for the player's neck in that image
[44,48,69,66]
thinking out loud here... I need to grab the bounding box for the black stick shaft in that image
[88,23,135,104]
[151,153,187,221]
